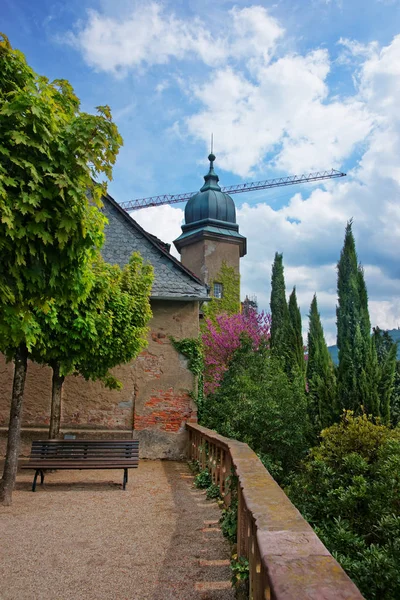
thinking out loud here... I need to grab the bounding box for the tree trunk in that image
[49,364,64,439]
[0,343,28,506]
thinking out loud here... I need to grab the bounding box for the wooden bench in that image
[21,439,139,491]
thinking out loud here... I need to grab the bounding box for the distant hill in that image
[328,328,400,365]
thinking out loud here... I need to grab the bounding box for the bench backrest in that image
[29,440,139,462]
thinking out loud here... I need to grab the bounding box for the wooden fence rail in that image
[186,423,365,600]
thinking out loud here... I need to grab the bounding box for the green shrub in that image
[230,554,249,587]
[206,483,221,500]
[287,411,400,599]
[201,336,310,482]
[220,498,238,543]
[188,460,200,474]
[194,469,212,489]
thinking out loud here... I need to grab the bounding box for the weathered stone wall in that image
[181,237,240,285]
[0,300,199,459]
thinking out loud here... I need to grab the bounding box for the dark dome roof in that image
[184,154,236,226]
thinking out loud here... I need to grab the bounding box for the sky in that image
[3,0,400,344]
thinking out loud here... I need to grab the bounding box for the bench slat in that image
[30,443,139,446]
[29,449,139,454]
[29,455,139,459]
[31,440,138,444]
[23,458,139,468]
[21,462,139,471]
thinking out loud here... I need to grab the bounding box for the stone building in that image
[0,154,246,458]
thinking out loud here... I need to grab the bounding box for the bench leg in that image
[32,470,39,492]
[40,470,45,485]
[123,468,128,490]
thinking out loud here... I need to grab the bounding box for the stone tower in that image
[174,153,247,296]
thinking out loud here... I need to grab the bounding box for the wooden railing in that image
[187,423,365,600]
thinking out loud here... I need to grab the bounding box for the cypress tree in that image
[306,294,337,432]
[373,327,397,425]
[336,221,379,415]
[270,252,290,365]
[288,287,305,374]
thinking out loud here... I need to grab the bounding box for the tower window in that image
[213,282,223,299]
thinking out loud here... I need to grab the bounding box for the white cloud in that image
[66,4,226,75]
[112,101,136,121]
[66,4,282,76]
[155,80,169,94]
[132,204,183,259]
[186,48,374,176]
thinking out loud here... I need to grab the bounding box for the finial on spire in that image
[201,148,220,192]
[208,133,216,164]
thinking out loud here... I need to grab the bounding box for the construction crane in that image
[119,168,346,212]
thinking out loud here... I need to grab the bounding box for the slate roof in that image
[101,193,208,301]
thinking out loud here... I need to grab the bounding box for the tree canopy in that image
[32,253,153,438]
[336,221,388,418]
[288,286,305,375]
[0,33,122,504]
[0,33,122,355]
[270,252,289,361]
[307,294,337,432]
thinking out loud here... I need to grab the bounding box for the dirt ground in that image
[0,460,235,600]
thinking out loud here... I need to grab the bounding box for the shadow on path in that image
[149,460,234,600]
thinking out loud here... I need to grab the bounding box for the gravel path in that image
[0,461,235,600]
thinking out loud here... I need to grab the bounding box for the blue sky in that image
[3,0,400,342]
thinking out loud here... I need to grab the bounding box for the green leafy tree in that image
[202,262,240,322]
[306,294,337,432]
[336,222,379,416]
[287,412,400,600]
[390,361,400,427]
[372,327,397,425]
[0,34,122,504]
[288,287,305,375]
[202,335,309,481]
[270,253,290,366]
[33,254,153,439]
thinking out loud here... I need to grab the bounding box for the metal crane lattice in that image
[119,169,346,211]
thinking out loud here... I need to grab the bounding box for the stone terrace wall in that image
[187,423,365,600]
[0,300,199,459]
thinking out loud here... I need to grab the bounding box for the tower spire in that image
[201,151,221,192]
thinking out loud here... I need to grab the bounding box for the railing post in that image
[200,439,204,470]
[223,451,232,506]
[237,485,248,557]
[189,428,193,461]
[218,448,224,496]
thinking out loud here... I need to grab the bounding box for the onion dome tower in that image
[174,153,247,290]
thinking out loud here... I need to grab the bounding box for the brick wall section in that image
[135,389,193,432]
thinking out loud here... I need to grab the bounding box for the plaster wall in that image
[181,238,240,286]
[0,300,199,459]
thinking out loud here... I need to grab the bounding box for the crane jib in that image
[120,169,346,211]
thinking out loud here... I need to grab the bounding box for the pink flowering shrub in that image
[202,310,271,395]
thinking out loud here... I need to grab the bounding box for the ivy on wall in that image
[170,337,204,377]
[203,262,241,323]
[170,336,205,415]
